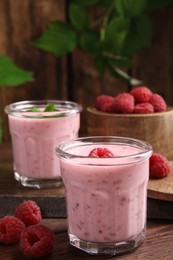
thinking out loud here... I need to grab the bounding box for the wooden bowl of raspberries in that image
[87,86,173,161]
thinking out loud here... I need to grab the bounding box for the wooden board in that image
[148,161,173,201]
[0,143,66,218]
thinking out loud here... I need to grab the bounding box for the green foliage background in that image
[33,0,173,84]
[1,0,173,142]
[0,56,33,142]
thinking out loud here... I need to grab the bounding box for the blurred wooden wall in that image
[0,0,173,142]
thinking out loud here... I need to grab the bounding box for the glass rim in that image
[56,136,153,164]
[4,100,83,118]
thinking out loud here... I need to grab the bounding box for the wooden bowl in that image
[87,106,173,160]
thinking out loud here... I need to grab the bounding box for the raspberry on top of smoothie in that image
[88,148,114,158]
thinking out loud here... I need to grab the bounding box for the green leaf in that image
[33,21,78,56]
[103,16,131,54]
[70,0,100,5]
[108,62,142,85]
[97,0,114,8]
[145,0,173,12]
[29,107,40,112]
[0,56,33,86]
[114,0,147,16]
[69,4,89,31]
[94,55,108,74]
[113,0,125,16]
[44,103,56,112]
[79,32,100,54]
[103,53,133,68]
[122,15,153,56]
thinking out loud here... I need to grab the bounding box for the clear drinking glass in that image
[56,136,152,256]
[5,100,82,189]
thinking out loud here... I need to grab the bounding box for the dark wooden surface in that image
[0,142,66,218]
[1,218,173,259]
[1,143,173,259]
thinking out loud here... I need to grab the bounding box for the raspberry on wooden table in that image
[0,216,25,244]
[15,200,42,227]
[149,153,171,178]
[130,86,152,104]
[20,224,55,258]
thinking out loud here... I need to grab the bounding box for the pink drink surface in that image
[8,113,80,179]
[60,144,149,243]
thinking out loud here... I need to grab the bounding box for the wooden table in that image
[0,218,173,260]
[1,143,173,259]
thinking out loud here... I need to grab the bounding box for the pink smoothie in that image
[60,144,150,243]
[8,112,80,179]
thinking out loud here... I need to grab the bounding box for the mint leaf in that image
[44,104,56,112]
[30,107,40,112]
[0,56,33,86]
[103,53,133,68]
[108,62,142,85]
[103,16,131,54]
[79,32,100,54]
[69,4,89,31]
[122,15,153,56]
[33,22,78,56]
[94,55,108,74]
[114,0,147,16]
[98,0,114,8]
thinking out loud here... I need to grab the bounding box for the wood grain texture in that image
[147,198,173,219]
[132,5,173,106]
[0,0,67,141]
[0,218,173,259]
[0,143,66,218]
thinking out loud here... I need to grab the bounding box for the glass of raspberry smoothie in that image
[56,136,152,255]
[5,100,82,189]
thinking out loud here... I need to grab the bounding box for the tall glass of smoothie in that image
[56,136,152,255]
[5,100,82,189]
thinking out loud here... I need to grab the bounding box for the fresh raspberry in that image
[149,153,171,179]
[149,94,167,112]
[96,95,114,112]
[112,93,135,113]
[130,86,152,104]
[133,102,154,114]
[20,224,55,258]
[0,216,25,244]
[15,200,42,227]
[89,148,114,158]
